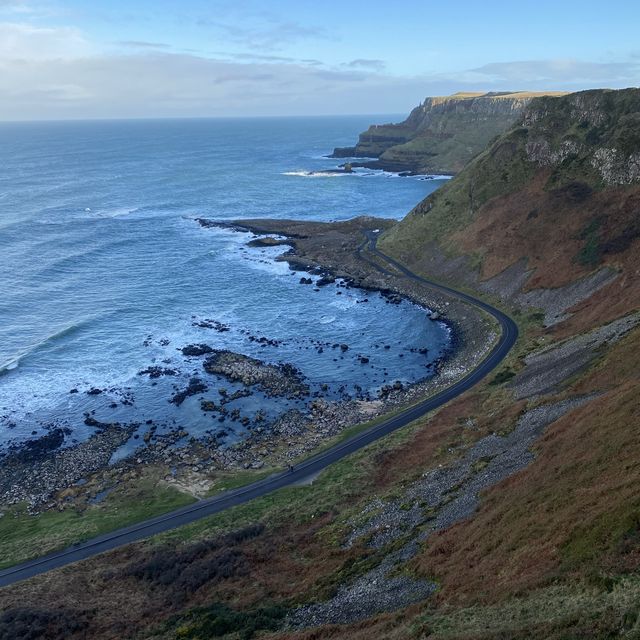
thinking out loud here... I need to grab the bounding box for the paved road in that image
[0,235,517,588]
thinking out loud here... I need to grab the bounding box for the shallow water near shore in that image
[0,116,450,455]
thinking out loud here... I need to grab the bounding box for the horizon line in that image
[0,112,408,125]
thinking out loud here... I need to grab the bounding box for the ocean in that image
[0,116,450,457]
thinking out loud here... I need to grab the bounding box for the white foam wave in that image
[0,357,20,374]
[282,171,348,178]
[283,168,452,181]
[93,206,141,219]
[0,320,94,375]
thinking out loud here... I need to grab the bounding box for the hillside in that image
[331,91,568,174]
[379,87,640,313]
[2,88,640,639]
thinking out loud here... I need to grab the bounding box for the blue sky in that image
[1,0,639,119]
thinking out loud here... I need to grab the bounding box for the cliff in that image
[381,88,640,264]
[332,90,568,174]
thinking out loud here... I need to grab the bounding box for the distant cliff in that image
[332,91,567,174]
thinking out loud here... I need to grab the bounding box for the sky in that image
[0,0,639,120]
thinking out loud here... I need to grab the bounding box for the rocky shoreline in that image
[0,216,498,513]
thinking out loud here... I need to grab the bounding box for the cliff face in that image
[332,91,567,174]
[521,90,640,185]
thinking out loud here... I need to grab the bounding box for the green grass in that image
[0,477,195,569]
[414,575,640,639]
[205,469,276,496]
[155,603,287,640]
[148,410,436,550]
[489,367,516,386]
[380,89,640,272]
[380,125,537,258]
[561,502,640,570]
[575,217,604,267]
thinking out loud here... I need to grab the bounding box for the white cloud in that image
[448,59,640,87]
[0,53,424,119]
[196,17,334,51]
[118,40,172,50]
[0,0,36,14]
[0,20,638,120]
[0,21,91,60]
[344,59,386,72]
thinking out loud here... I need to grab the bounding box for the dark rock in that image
[328,146,357,158]
[4,428,67,463]
[170,377,208,406]
[192,319,230,332]
[138,366,178,378]
[182,344,214,357]
[247,236,291,248]
[316,275,336,287]
[84,416,112,428]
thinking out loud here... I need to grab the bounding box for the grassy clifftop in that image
[332,90,567,174]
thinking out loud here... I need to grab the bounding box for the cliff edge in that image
[332,90,567,174]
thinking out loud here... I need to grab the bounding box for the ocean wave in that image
[283,168,452,180]
[33,238,133,278]
[92,206,140,218]
[38,205,146,225]
[0,321,91,375]
[240,254,291,276]
[319,315,336,324]
[282,171,348,178]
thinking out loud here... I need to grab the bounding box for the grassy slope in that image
[380,89,640,334]
[344,88,640,637]
[0,471,195,569]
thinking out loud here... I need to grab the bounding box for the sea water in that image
[0,116,450,453]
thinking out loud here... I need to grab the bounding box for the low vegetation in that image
[0,473,194,568]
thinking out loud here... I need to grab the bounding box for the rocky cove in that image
[0,216,499,513]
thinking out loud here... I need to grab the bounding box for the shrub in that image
[121,524,265,602]
[167,602,287,640]
[490,368,516,385]
[0,608,88,640]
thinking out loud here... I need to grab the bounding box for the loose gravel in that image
[289,396,593,628]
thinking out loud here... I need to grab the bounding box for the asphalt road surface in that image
[0,233,518,588]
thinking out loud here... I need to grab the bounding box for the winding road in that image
[0,233,517,588]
